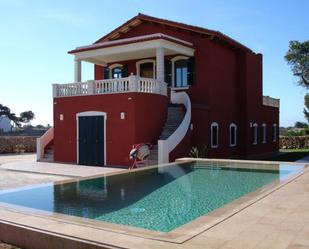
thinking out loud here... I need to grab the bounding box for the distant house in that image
[0,117,11,133]
[38,13,279,167]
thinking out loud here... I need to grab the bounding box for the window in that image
[252,123,258,145]
[229,123,237,147]
[112,67,122,79]
[175,59,188,87]
[211,122,219,148]
[136,59,156,79]
[262,123,267,143]
[272,123,277,142]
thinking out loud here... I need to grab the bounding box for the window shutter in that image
[122,65,129,77]
[103,67,110,79]
[165,60,172,86]
[188,57,195,85]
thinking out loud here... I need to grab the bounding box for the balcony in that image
[263,96,280,108]
[53,75,167,98]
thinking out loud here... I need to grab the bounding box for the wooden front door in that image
[78,116,104,166]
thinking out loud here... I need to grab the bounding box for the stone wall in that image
[280,136,309,149]
[0,136,37,153]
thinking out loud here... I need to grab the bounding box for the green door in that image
[78,116,104,166]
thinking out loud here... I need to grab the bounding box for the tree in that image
[7,113,21,128]
[19,111,35,126]
[295,121,308,128]
[285,40,309,89]
[304,94,309,123]
[0,104,10,118]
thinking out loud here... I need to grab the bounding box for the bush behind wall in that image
[0,136,37,153]
[280,136,309,149]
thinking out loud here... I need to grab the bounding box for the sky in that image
[0,0,308,127]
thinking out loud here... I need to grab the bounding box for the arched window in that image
[252,123,258,145]
[211,122,219,148]
[272,123,277,142]
[109,64,124,79]
[229,123,237,147]
[262,123,267,143]
[104,64,126,79]
[112,67,122,79]
[136,59,156,79]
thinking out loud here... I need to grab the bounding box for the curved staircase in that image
[148,105,185,165]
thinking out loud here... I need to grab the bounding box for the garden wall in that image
[280,136,309,149]
[0,136,37,153]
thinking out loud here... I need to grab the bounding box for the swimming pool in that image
[0,160,305,233]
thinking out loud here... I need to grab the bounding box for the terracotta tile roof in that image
[93,13,253,53]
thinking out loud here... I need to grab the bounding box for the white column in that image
[156,47,165,82]
[74,59,82,82]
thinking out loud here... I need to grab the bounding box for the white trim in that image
[272,123,277,142]
[136,59,156,79]
[262,123,267,144]
[74,39,195,64]
[252,123,258,145]
[76,111,107,166]
[75,33,194,51]
[170,86,189,91]
[171,55,189,88]
[211,122,219,148]
[229,123,237,147]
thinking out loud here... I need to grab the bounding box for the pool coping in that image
[0,158,308,245]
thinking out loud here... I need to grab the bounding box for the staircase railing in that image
[158,91,191,164]
[36,127,54,160]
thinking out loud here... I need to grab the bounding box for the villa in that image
[37,13,280,167]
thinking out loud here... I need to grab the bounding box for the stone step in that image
[152,145,158,150]
[46,149,54,154]
[147,160,158,166]
[150,149,158,153]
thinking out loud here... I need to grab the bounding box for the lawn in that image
[261,149,309,162]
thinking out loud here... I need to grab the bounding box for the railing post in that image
[129,75,139,92]
[52,84,58,98]
[87,80,95,95]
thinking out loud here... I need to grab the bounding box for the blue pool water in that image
[0,161,303,232]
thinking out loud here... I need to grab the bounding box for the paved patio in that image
[0,154,124,178]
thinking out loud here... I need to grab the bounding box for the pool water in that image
[0,162,303,232]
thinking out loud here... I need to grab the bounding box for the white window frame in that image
[211,122,219,148]
[229,123,237,147]
[272,123,277,142]
[171,56,190,88]
[252,123,258,145]
[262,123,267,144]
[76,111,107,165]
[108,63,123,79]
[136,59,156,78]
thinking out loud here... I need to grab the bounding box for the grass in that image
[261,149,309,162]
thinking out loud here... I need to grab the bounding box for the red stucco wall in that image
[53,93,168,166]
[92,21,279,159]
